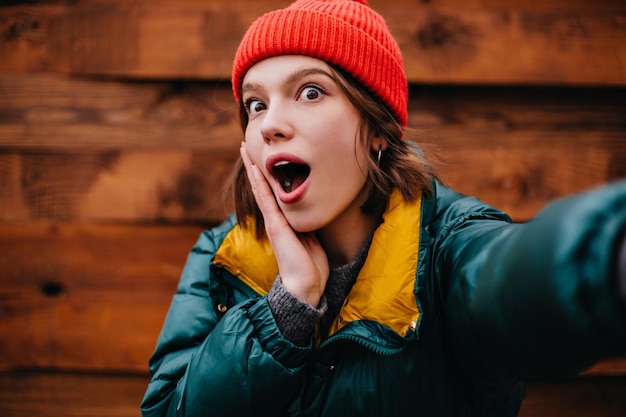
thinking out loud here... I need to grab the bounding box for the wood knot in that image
[414,14,479,72]
[4,12,43,43]
[417,14,479,49]
[40,281,66,297]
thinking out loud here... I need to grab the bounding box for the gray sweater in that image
[267,239,372,346]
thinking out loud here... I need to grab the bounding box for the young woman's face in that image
[242,55,372,233]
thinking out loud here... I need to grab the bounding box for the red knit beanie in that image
[232,0,408,126]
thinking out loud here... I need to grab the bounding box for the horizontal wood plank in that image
[0,151,237,223]
[0,371,149,417]
[583,358,626,377]
[1,1,624,84]
[0,74,242,150]
[1,222,625,375]
[518,376,626,417]
[2,144,621,223]
[7,0,624,9]
[0,371,625,417]
[0,222,203,372]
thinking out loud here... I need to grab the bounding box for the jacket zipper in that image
[317,331,407,357]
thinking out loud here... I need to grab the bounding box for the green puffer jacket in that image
[141,179,626,417]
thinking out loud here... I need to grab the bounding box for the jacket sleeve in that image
[436,180,626,383]
[140,218,312,417]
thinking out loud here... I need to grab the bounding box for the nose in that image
[260,101,294,143]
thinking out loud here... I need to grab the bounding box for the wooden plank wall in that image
[1,0,625,415]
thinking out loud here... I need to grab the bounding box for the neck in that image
[317,210,380,268]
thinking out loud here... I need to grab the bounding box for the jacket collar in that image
[213,189,422,337]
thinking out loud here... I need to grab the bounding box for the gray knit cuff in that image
[267,276,328,346]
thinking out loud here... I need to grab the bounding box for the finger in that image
[239,143,290,234]
[240,143,277,212]
[239,142,264,193]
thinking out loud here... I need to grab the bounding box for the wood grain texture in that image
[518,376,626,417]
[0,151,237,223]
[0,74,241,150]
[3,144,619,223]
[1,0,624,84]
[0,222,203,372]
[0,371,625,417]
[1,74,624,223]
[0,371,149,417]
[0,1,625,414]
[583,358,626,377]
[1,222,625,375]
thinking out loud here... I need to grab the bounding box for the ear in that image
[371,136,388,152]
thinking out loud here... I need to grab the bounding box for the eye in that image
[244,98,266,115]
[299,85,324,102]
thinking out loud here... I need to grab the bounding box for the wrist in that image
[280,275,324,307]
[268,277,327,346]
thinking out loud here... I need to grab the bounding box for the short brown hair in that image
[227,66,434,239]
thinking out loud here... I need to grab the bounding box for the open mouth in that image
[272,161,311,193]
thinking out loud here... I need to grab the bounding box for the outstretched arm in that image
[441,180,626,382]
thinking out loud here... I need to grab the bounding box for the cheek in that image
[325,127,368,175]
[318,142,369,190]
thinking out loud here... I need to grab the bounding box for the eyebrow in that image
[241,67,335,96]
[282,67,335,88]
[241,81,261,97]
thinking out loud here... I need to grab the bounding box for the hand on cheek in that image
[240,143,329,307]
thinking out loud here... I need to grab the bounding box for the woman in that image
[141,0,626,416]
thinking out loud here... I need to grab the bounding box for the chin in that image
[284,215,323,234]
[287,222,319,234]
